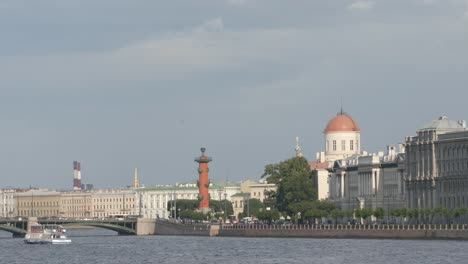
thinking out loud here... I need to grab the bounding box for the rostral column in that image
[195,147,212,213]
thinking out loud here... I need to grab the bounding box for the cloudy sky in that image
[0,0,467,189]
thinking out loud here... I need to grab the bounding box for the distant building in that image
[328,145,406,211]
[231,193,249,218]
[60,191,92,218]
[231,180,276,219]
[16,190,61,217]
[136,182,240,219]
[91,189,136,218]
[311,111,362,200]
[405,116,468,209]
[0,189,16,218]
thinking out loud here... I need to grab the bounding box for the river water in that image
[1,229,467,264]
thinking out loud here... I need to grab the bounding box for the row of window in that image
[327,140,358,152]
[438,145,468,159]
[18,201,59,207]
[439,196,468,209]
[437,161,468,174]
[93,198,134,203]
[93,204,135,209]
[19,210,59,216]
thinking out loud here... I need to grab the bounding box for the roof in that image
[420,116,466,131]
[231,192,249,197]
[309,160,329,170]
[324,113,360,133]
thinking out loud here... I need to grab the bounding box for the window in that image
[341,140,346,151]
[356,140,359,151]
[350,140,354,151]
[333,140,337,151]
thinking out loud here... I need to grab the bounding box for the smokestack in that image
[73,161,82,190]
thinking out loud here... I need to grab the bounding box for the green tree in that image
[305,209,327,224]
[262,157,317,217]
[331,209,344,224]
[167,199,198,213]
[312,200,336,213]
[243,198,264,217]
[209,199,234,216]
[356,208,373,224]
[257,209,280,224]
[373,208,385,221]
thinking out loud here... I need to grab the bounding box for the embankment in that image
[155,220,218,236]
[219,224,468,240]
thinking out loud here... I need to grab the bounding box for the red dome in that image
[324,113,360,133]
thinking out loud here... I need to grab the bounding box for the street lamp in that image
[224,192,227,221]
[218,189,223,214]
[174,192,177,220]
[245,193,250,218]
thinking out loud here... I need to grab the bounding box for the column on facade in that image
[372,170,376,195]
[341,173,345,198]
[416,144,420,179]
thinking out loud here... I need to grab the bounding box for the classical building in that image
[0,189,16,218]
[405,116,468,209]
[323,110,361,162]
[136,182,240,219]
[91,189,136,218]
[60,191,93,218]
[310,111,362,200]
[231,193,249,218]
[16,190,61,217]
[230,180,277,219]
[328,145,406,211]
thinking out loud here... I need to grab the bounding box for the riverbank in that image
[154,220,468,240]
[218,224,468,240]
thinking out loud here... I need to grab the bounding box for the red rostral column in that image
[195,147,212,213]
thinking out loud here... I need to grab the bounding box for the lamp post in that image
[245,193,250,218]
[224,192,227,221]
[218,189,222,214]
[174,192,177,220]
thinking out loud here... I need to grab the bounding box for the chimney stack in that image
[73,161,82,190]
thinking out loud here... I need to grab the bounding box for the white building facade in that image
[405,116,468,209]
[136,183,240,219]
[0,189,16,218]
[311,111,362,200]
[328,146,406,211]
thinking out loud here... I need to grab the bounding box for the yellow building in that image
[16,190,61,217]
[91,190,137,218]
[60,192,93,218]
[231,180,277,219]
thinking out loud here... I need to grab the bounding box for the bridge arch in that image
[67,223,136,235]
[0,225,27,238]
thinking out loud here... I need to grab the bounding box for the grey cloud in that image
[0,0,467,188]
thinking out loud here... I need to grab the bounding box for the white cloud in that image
[348,0,374,11]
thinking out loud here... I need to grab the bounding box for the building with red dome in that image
[311,110,361,201]
[320,111,361,162]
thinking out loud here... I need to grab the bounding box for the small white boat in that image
[24,224,71,245]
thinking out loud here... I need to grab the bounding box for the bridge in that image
[0,217,156,237]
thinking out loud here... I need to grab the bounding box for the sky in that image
[0,0,467,189]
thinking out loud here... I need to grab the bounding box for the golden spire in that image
[134,167,139,188]
[295,137,303,157]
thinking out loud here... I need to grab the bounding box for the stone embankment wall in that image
[219,224,468,240]
[155,220,213,236]
[136,218,157,235]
